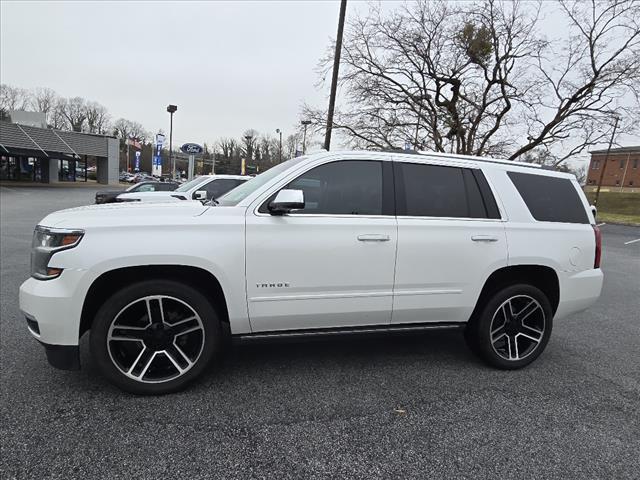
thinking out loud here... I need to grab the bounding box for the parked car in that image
[19,150,603,394]
[116,174,250,203]
[95,181,179,204]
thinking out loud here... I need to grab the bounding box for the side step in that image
[233,322,464,344]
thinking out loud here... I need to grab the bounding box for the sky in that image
[1,0,364,146]
[1,0,638,162]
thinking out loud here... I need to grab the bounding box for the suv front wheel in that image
[466,284,553,369]
[90,280,221,394]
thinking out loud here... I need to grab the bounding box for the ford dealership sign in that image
[180,143,204,154]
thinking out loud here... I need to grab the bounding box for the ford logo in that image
[180,143,204,154]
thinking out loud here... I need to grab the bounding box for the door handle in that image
[357,234,390,242]
[471,235,499,242]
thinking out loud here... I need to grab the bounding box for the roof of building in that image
[0,121,115,158]
[590,145,640,155]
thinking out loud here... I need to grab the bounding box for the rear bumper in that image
[555,268,604,320]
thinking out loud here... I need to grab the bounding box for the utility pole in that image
[594,116,619,206]
[166,104,177,179]
[323,0,347,151]
[276,128,282,163]
[301,120,311,154]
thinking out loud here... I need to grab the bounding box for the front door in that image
[245,159,397,332]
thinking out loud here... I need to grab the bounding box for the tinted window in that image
[266,160,383,215]
[396,163,485,218]
[200,179,246,199]
[156,183,177,191]
[507,171,589,224]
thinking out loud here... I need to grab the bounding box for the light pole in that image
[301,120,311,154]
[594,116,620,206]
[324,0,347,151]
[244,134,253,175]
[276,128,282,163]
[166,104,177,179]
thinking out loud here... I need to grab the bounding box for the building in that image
[0,119,119,184]
[586,146,640,188]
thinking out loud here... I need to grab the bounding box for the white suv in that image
[116,174,250,203]
[19,151,603,394]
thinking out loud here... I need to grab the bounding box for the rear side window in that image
[395,162,499,219]
[507,171,589,224]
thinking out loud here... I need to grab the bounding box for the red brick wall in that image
[586,152,640,187]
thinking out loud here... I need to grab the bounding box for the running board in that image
[232,322,464,344]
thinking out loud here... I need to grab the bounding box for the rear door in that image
[391,158,508,324]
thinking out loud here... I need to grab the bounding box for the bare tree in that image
[112,118,148,142]
[0,84,31,119]
[84,101,111,134]
[30,87,59,125]
[58,97,87,132]
[305,0,640,163]
[216,137,238,159]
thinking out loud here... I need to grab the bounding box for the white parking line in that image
[596,222,607,227]
[624,238,640,245]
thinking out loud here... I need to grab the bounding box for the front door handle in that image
[471,235,499,242]
[357,234,390,242]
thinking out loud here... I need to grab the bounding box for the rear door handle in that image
[357,234,390,242]
[471,235,499,242]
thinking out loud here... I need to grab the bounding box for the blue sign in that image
[180,143,204,155]
[135,150,141,170]
[153,155,162,166]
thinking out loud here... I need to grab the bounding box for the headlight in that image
[31,226,84,280]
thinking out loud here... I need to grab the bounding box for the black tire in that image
[465,284,553,369]
[90,280,221,395]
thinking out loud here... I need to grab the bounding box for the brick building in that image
[586,146,640,188]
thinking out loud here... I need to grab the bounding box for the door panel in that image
[392,218,507,324]
[245,215,397,332]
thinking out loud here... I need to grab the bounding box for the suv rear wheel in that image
[90,280,221,394]
[466,284,553,369]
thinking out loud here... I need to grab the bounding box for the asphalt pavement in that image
[1,186,639,479]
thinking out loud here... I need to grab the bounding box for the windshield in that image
[175,177,207,192]
[217,157,306,206]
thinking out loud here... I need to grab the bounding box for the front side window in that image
[135,183,156,192]
[199,179,246,200]
[261,160,383,215]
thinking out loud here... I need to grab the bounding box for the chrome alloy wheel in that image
[107,295,205,383]
[489,295,546,361]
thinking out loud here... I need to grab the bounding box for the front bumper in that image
[19,269,87,346]
[40,341,80,370]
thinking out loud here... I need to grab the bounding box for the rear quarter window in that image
[507,171,589,224]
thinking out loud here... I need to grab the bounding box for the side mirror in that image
[194,190,207,201]
[268,189,304,215]
[591,205,597,221]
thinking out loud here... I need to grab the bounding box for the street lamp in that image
[166,104,177,178]
[301,120,312,154]
[276,128,282,163]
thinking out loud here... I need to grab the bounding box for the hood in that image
[39,201,210,229]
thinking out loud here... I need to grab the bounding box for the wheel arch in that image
[470,265,560,322]
[80,265,230,337]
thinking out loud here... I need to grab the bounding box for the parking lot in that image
[1,185,638,479]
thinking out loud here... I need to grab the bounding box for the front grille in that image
[26,317,40,335]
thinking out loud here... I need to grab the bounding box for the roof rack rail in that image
[407,150,541,169]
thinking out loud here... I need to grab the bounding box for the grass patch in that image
[584,191,640,224]
[595,212,640,226]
